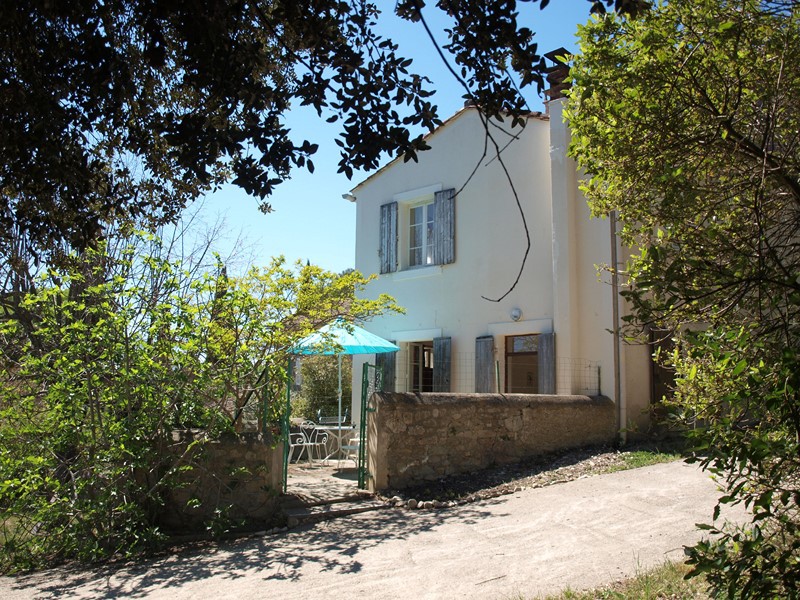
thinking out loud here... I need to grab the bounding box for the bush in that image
[291,355,352,421]
[0,234,397,571]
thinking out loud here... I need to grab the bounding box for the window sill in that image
[392,265,443,281]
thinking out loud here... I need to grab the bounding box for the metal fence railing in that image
[556,357,601,396]
[388,350,600,396]
[275,353,603,426]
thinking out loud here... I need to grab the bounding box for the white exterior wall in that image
[549,99,614,396]
[549,99,651,431]
[351,109,554,418]
[348,104,652,433]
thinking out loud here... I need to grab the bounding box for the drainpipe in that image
[610,211,626,445]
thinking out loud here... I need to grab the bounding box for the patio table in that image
[315,424,356,462]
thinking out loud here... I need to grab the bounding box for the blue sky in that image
[195,2,592,274]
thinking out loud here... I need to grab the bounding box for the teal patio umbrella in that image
[292,318,399,427]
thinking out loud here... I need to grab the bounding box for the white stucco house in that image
[347,97,655,438]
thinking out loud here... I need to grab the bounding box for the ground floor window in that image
[409,341,434,392]
[505,334,539,393]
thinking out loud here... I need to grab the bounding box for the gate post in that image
[358,363,382,490]
[282,357,293,493]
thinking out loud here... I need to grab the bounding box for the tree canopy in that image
[567,0,800,595]
[0,0,643,258]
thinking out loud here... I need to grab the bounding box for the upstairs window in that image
[379,187,455,274]
[408,200,434,267]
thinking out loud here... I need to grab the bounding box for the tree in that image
[0,0,644,258]
[291,354,353,420]
[201,257,396,428]
[567,1,800,595]
[0,228,398,570]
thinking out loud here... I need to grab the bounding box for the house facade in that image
[348,99,653,437]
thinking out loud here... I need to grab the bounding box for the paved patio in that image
[285,459,361,502]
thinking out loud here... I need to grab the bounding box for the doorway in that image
[409,341,434,392]
[505,334,539,393]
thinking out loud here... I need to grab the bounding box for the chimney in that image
[543,47,571,102]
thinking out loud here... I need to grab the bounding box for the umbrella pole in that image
[337,353,342,464]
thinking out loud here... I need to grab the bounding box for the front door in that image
[505,334,539,393]
[409,341,434,392]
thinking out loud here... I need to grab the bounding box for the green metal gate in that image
[358,363,382,490]
[282,359,382,493]
[282,358,293,493]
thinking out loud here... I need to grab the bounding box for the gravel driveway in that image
[0,461,748,600]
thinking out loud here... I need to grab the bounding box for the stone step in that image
[280,489,373,509]
[282,495,391,528]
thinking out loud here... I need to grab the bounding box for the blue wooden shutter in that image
[475,335,495,393]
[538,333,556,394]
[433,336,452,392]
[432,188,455,265]
[379,201,398,274]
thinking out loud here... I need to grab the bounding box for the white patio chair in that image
[339,435,360,468]
[300,420,330,465]
[288,430,312,466]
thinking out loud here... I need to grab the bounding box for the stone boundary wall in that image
[160,431,284,532]
[367,393,616,491]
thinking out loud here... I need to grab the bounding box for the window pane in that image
[410,342,434,392]
[408,202,433,267]
[425,219,434,264]
[506,334,538,353]
[409,247,422,266]
[505,334,539,393]
[410,205,422,226]
[410,222,422,248]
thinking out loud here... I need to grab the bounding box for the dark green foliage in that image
[670,327,800,597]
[0,240,213,569]
[0,0,653,259]
[0,0,567,257]
[568,0,800,595]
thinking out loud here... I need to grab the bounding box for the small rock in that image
[422,501,434,509]
[407,498,418,509]
[432,500,443,509]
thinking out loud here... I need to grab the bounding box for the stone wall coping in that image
[170,429,278,445]
[373,392,613,408]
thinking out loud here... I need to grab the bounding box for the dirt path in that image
[0,461,747,599]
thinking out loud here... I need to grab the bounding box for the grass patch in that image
[1,515,20,542]
[0,515,25,573]
[610,449,682,473]
[529,561,710,600]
